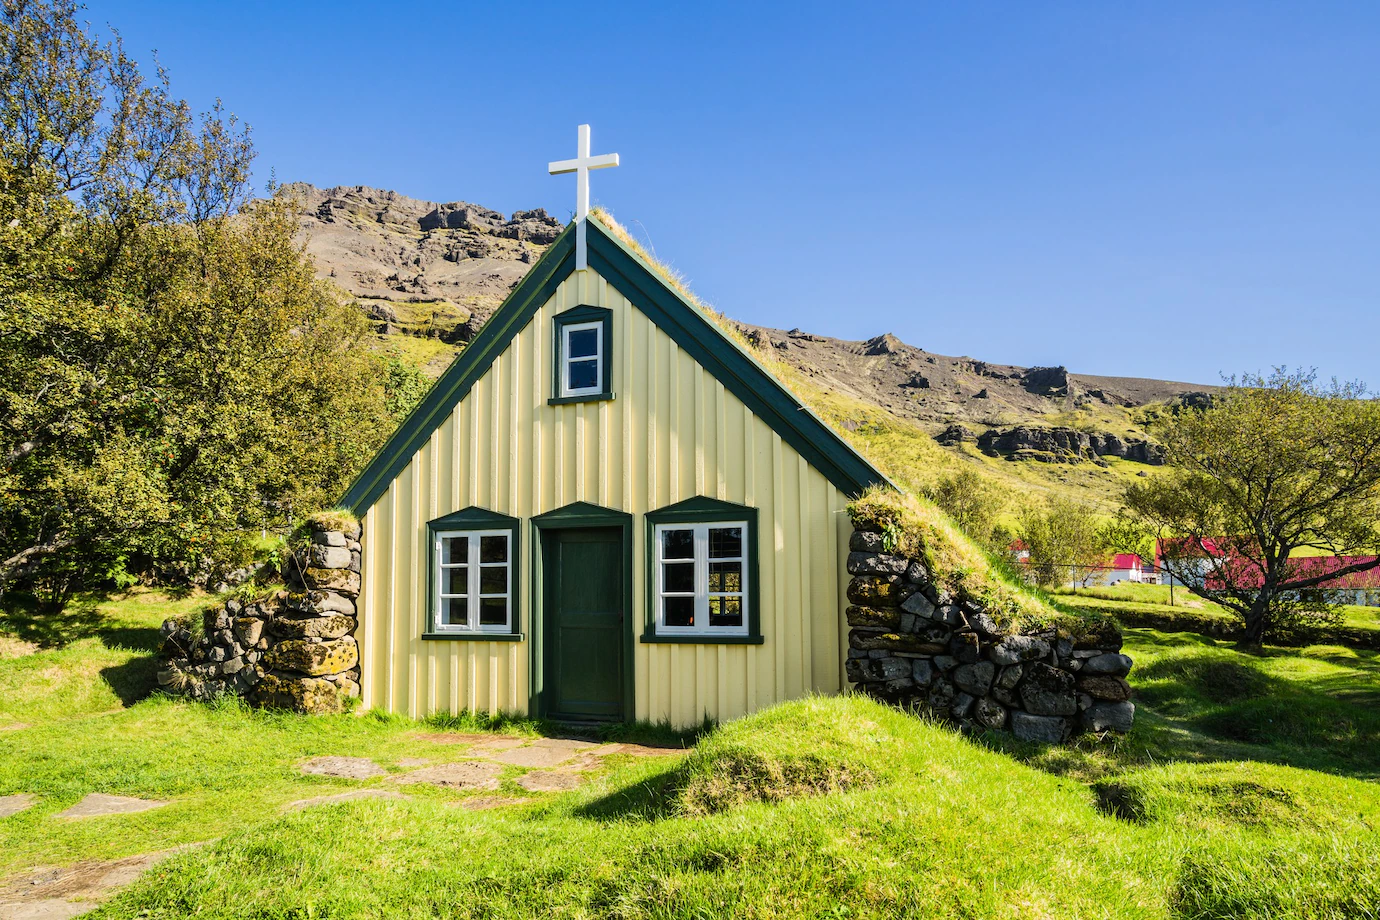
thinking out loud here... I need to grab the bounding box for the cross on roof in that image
[548,124,619,271]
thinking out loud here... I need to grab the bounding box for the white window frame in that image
[654,521,750,637]
[560,320,603,398]
[434,528,512,633]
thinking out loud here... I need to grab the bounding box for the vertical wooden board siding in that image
[355,267,851,727]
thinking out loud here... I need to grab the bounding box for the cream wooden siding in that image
[357,267,852,727]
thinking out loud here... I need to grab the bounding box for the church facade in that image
[340,216,887,727]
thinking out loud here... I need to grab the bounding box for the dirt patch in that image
[0,844,199,919]
[449,795,526,811]
[516,771,586,793]
[54,794,167,820]
[299,756,387,780]
[0,635,39,659]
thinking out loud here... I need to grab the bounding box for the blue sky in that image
[96,1,1378,385]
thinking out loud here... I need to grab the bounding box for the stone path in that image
[299,756,388,780]
[0,795,35,819]
[54,795,167,820]
[0,845,198,920]
[287,789,410,810]
[392,761,504,791]
[515,771,584,793]
[450,795,526,811]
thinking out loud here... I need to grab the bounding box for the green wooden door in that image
[543,527,625,721]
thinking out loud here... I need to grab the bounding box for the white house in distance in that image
[1105,553,1151,585]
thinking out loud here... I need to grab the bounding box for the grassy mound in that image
[848,486,1112,637]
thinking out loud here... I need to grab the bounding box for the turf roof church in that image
[340,126,887,727]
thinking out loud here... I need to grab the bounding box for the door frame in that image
[529,501,634,721]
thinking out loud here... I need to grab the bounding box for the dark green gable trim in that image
[422,506,522,641]
[583,221,888,497]
[548,304,615,405]
[528,502,635,721]
[643,496,764,645]
[338,222,576,514]
[339,216,888,516]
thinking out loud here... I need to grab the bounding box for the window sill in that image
[548,391,615,406]
[422,632,525,642]
[640,632,764,645]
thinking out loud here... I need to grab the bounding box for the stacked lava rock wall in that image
[844,526,1134,742]
[157,520,362,714]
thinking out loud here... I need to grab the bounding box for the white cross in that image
[548,124,619,271]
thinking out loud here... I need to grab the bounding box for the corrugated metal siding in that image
[357,268,851,727]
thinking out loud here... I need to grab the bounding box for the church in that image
[339,127,888,727]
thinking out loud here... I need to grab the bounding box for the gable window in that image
[644,497,762,644]
[550,305,614,405]
[425,508,521,640]
[561,321,603,397]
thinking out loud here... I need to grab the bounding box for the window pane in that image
[445,567,468,596]
[663,562,695,594]
[661,528,694,560]
[567,327,599,358]
[479,565,507,595]
[709,561,742,593]
[709,596,743,628]
[709,527,743,559]
[664,596,694,627]
[479,535,507,563]
[567,358,598,391]
[479,597,507,627]
[444,536,468,565]
[441,598,467,627]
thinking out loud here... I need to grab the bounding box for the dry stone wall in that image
[844,526,1134,742]
[157,521,363,714]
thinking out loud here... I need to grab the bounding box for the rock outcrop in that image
[157,520,364,714]
[976,426,1166,465]
[844,527,1134,741]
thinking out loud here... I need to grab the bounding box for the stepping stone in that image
[490,745,579,768]
[287,789,410,810]
[299,756,387,780]
[54,794,167,820]
[0,794,35,818]
[393,761,503,791]
[0,845,198,918]
[449,795,525,811]
[516,770,586,793]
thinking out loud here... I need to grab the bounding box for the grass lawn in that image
[1054,582,1380,649]
[2,592,1378,919]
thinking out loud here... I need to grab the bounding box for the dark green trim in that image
[642,496,763,645]
[339,214,890,516]
[339,223,576,514]
[529,502,635,722]
[424,506,521,638]
[550,304,614,405]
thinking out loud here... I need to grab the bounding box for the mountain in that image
[286,183,1212,480]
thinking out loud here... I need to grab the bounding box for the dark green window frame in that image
[423,507,522,641]
[549,304,614,405]
[642,496,764,645]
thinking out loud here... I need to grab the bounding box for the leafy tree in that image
[1016,497,1105,588]
[0,1,412,606]
[1124,369,1380,650]
[925,467,1004,550]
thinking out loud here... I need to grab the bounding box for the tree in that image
[1,1,413,606]
[1016,497,1105,589]
[1123,369,1380,650]
[926,467,1004,550]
